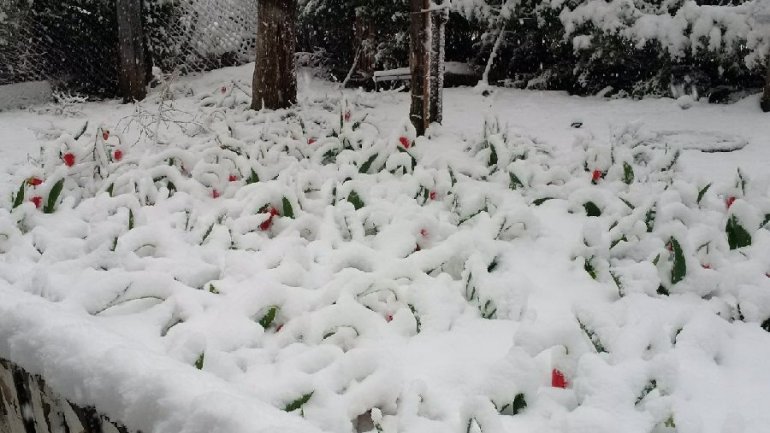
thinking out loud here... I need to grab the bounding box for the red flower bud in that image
[726,196,736,209]
[113,149,123,161]
[420,228,429,238]
[429,191,437,201]
[30,196,42,209]
[102,130,110,141]
[702,264,711,270]
[399,136,411,149]
[386,314,394,323]
[308,138,317,145]
[229,175,238,182]
[552,369,567,388]
[591,169,602,183]
[63,153,76,167]
[212,189,220,199]
[27,177,43,187]
[344,111,351,122]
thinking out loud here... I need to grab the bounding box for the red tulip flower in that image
[399,136,411,149]
[344,111,351,122]
[429,191,437,201]
[260,207,280,231]
[308,138,317,145]
[726,196,736,209]
[229,175,238,182]
[102,130,110,141]
[552,369,567,388]
[386,314,394,323]
[212,189,220,199]
[63,153,76,167]
[30,196,42,209]
[591,170,602,184]
[27,177,43,187]
[113,149,123,161]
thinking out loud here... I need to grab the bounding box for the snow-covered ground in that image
[1,64,770,433]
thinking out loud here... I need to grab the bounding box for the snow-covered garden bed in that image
[1,66,770,433]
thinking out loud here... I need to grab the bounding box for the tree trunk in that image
[409,0,431,136]
[252,0,297,110]
[762,52,770,112]
[429,5,448,125]
[116,0,147,102]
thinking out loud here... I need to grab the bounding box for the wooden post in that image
[116,0,147,102]
[762,52,770,112]
[409,0,431,136]
[429,4,448,125]
[252,0,297,110]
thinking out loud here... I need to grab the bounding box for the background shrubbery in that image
[298,0,767,99]
[0,0,766,99]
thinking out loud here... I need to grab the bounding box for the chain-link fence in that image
[0,0,258,98]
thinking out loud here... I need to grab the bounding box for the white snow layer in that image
[1,65,770,433]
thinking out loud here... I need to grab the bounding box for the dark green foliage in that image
[12,181,25,209]
[282,197,295,219]
[670,238,686,285]
[348,191,365,210]
[726,215,752,250]
[509,172,524,190]
[359,153,378,173]
[584,257,597,280]
[258,306,279,329]
[623,162,634,185]
[43,179,64,214]
[408,304,421,333]
[584,201,601,217]
[194,353,205,369]
[697,183,712,204]
[578,317,606,353]
[645,206,657,232]
[512,393,527,415]
[761,318,770,333]
[247,169,260,184]
[636,380,657,405]
[284,391,314,412]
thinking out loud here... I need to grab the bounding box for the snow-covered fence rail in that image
[0,359,131,433]
[0,287,326,433]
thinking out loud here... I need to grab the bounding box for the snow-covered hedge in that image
[301,0,765,97]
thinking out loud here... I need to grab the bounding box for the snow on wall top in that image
[0,285,326,433]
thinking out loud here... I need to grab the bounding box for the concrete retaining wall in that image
[0,359,133,433]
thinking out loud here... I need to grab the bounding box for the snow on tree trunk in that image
[116,0,148,102]
[480,26,505,88]
[252,0,297,110]
[409,0,432,136]
[762,52,770,112]
[429,3,448,125]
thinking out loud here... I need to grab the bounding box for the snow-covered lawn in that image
[1,65,770,433]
